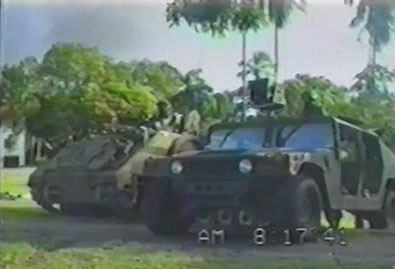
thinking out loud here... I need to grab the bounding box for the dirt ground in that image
[1,168,395,268]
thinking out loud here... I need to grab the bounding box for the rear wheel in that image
[141,179,192,235]
[272,176,322,230]
[368,190,395,230]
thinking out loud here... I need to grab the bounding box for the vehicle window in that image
[208,128,265,150]
[207,129,229,149]
[279,123,334,150]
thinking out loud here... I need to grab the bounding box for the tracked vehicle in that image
[28,130,200,216]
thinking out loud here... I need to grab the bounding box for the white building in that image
[0,126,26,168]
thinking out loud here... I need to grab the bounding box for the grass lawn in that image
[0,169,389,269]
[0,168,60,221]
[0,168,32,196]
[0,242,391,269]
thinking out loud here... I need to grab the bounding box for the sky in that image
[1,0,395,92]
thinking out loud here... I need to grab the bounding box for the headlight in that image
[239,159,253,174]
[171,160,183,174]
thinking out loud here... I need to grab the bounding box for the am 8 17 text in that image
[197,228,348,246]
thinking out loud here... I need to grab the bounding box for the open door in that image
[338,124,363,196]
[360,133,383,196]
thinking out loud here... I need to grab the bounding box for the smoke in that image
[46,3,163,57]
[2,2,173,63]
[2,1,394,91]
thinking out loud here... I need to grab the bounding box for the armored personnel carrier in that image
[28,130,200,216]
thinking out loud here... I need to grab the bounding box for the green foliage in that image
[1,43,236,150]
[1,241,389,269]
[268,0,303,28]
[41,43,113,86]
[4,134,18,151]
[349,0,395,51]
[351,94,395,149]
[123,60,185,99]
[77,81,158,126]
[1,44,189,148]
[167,0,267,35]
[231,3,267,32]
[244,51,275,80]
[167,0,234,35]
[350,64,395,95]
[279,74,395,149]
[347,1,395,102]
[171,69,234,122]
[0,57,42,122]
[279,74,353,118]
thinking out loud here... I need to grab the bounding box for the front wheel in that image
[141,179,192,235]
[30,182,61,214]
[272,176,323,230]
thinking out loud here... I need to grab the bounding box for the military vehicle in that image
[28,130,200,216]
[139,116,395,234]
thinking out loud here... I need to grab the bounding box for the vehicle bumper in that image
[173,179,250,208]
[142,175,271,209]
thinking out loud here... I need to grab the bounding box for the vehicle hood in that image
[174,147,331,157]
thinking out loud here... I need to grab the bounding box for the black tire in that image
[141,179,192,235]
[60,203,112,217]
[30,182,60,214]
[60,203,86,216]
[368,190,395,230]
[354,215,364,229]
[272,175,323,230]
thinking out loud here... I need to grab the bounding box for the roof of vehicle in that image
[210,116,378,137]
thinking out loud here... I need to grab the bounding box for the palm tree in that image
[268,0,302,81]
[167,0,267,95]
[348,0,395,94]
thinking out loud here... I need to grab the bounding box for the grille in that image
[182,158,239,175]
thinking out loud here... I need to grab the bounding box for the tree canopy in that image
[1,43,235,149]
[278,74,395,149]
[167,0,268,35]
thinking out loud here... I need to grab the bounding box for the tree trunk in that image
[369,36,376,65]
[367,36,377,94]
[242,31,247,94]
[25,133,36,166]
[274,24,279,82]
[239,30,248,122]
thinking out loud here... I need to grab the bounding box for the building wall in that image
[0,126,26,168]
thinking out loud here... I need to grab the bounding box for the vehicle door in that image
[338,124,363,196]
[359,133,383,196]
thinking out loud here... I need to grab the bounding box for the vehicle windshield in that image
[276,123,334,150]
[207,122,333,151]
[207,127,266,150]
